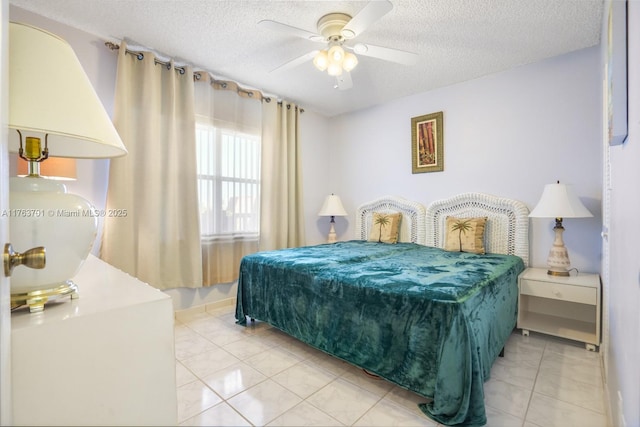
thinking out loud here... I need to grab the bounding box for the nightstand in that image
[517,267,601,351]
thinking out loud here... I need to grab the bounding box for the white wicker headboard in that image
[425,193,530,266]
[355,196,427,245]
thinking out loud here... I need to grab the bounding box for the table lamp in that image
[529,181,593,276]
[318,194,347,243]
[6,22,127,312]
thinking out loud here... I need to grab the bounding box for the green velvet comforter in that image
[235,241,524,426]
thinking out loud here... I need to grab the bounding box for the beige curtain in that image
[101,41,203,289]
[259,100,305,251]
[201,239,257,285]
[194,73,261,286]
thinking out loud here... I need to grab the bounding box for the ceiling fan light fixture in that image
[342,52,358,72]
[261,1,409,88]
[327,61,343,76]
[315,45,357,76]
[328,45,345,62]
[313,50,329,71]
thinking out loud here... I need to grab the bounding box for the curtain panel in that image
[259,101,306,251]
[101,41,203,290]
[201,238,257,285]
[194,73,261,286]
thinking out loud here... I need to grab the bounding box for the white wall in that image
[328,46,603,273]
[605,1,640,425]
[300,111,333,245]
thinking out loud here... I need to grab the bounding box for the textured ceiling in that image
[9,0,603,117]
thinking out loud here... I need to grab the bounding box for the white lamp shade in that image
[342,52,358,72]
[529,183,593,218]
[318,194,348,217]
[327,61,343,76]
[313,50,329,71]
[8,22,127,158]
[328,45,345,62]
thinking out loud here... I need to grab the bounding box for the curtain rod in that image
[104,41,303,113]
[105,41,187,73]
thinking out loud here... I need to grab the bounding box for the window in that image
[196,123,260,240]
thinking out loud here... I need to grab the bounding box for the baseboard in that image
[204,297,236,312]
[604,363,614,427]
[174,297,236,321]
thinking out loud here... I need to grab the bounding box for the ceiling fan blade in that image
[341,0,393,39]
[270,50,319,73]
[351,43,418,66]
[258,19,323,41]
[335,72,353,90]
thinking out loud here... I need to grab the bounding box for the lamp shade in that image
[318,194,347,217]
[529,183,593,218]
[8,22,127,158]
[342,52,358,72]
[313,50,329,71]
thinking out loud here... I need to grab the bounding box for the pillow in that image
[368,212,402,244]
[444,216,488,254]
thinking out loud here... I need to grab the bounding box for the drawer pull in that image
[552,290,561,297]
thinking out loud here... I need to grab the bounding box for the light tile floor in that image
[174,306,610,427]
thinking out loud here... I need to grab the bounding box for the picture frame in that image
[411,111,443,174]
[606,0,628,146]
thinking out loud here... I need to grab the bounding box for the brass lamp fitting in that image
[17,131,49,176]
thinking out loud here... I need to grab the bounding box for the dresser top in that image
[11,255,170,330]
[520,267,600,288]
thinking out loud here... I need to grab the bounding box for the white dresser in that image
[11,255,177,426]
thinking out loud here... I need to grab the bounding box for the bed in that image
[235,193,529,426]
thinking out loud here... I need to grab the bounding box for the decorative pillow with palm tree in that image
[444,216,488,254]
[368,212,402,244]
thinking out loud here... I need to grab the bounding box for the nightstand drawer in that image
[520,280,596,305]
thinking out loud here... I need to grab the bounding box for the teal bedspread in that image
[235,241,524,426]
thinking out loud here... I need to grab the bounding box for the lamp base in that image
[9,176,97,308]
[11,280,79,313]
[547,269,570,277]
[326,217,337,243]
[546,219,571,277]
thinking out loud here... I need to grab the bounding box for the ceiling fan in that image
[259,0,418,90]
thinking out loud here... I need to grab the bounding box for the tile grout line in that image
[521,337,547,425]
[530,341,607,417]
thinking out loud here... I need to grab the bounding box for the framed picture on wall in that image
[606,0,628,146]
[411,111,443,174]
